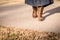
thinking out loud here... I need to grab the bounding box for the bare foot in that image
[32,13,37,18]
[32,6,37,18]
[38,17,43,21]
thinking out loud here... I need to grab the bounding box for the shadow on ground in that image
[43,7,60,21]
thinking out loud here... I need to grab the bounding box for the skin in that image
[32,6,44,21]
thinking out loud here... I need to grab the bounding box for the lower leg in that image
[38,6,44,21]
[32,6,37,18]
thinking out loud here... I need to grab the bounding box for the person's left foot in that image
[38,17,43,21]
[37,6,44,21]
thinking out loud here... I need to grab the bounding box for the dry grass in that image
[0,25,60,40]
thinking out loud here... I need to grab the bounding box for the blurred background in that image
[0,0,24,5]
[0,0,60,5]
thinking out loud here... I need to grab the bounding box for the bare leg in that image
[38,6,44,21]
[32,6,37,18]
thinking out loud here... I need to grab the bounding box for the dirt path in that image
[0,1,60,33]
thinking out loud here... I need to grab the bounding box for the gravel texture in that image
[0,25,60,40]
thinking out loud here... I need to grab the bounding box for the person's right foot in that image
[32,6,37,18]
[32,11,37,18]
